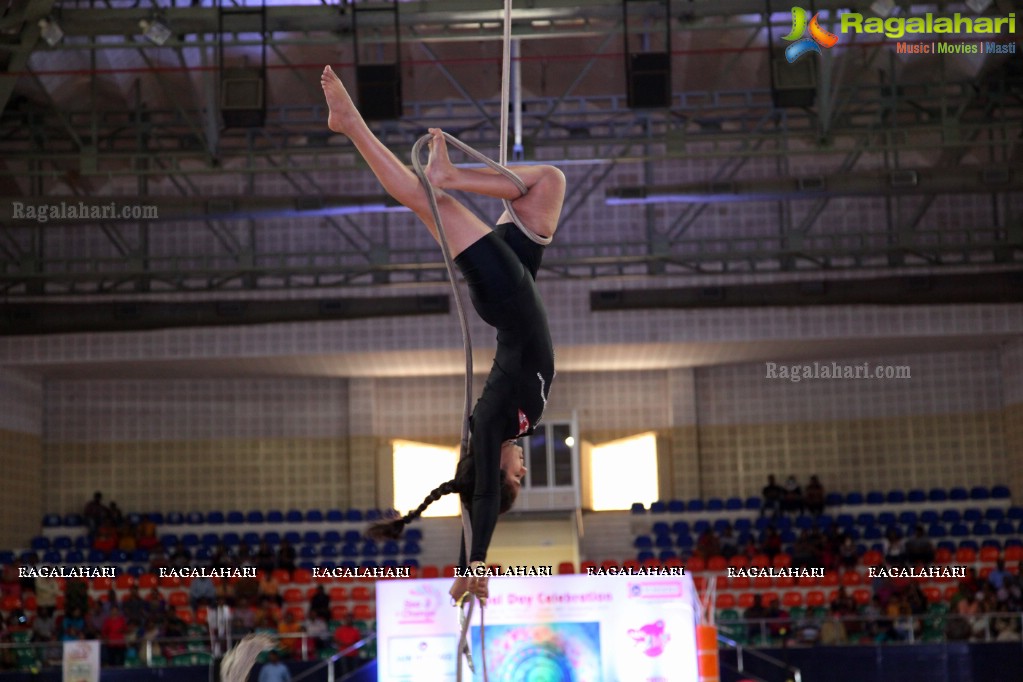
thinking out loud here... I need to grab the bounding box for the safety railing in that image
[717,633,802,682]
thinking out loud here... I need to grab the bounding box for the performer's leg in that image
[320,66,491,257]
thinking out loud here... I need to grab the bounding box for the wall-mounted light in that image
[139,18,172,46]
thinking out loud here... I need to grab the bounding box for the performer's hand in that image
[449,576,470,605]
[467,561,489,606]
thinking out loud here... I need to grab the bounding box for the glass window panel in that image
[527,431,548,487]
[552,423,574,486]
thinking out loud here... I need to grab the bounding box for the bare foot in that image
[320,65,359,134]
[425,127,457,189]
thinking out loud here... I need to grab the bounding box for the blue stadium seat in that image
[655,534,674,549]
[402,559,420,569]
[866,491,885,505]
[306,510,324,523]
[226,511,244,524]
[341,544,360,558]
[940,510,961,523]
[713,519,731,534]
[887,490,906,504]
[835,514,855,528]
[907,489,927,503]
[984,508,1004,522]
[755,517,772,531]
[981,539,1001,549]
[693,520,710,534]
[950,523,970,537]
[658,550,678,562]
[186,511,204,524]
[856,512,876,526]
[927,524,947,538]
[958,539,979,552]
[637,551,655,562]
[299,545,319,560]
[919,510,939,525]
[345,509,364,522]
[774,516,792,530]
[201,533,220,548]
[131,550,149,563]
[380,559,400,569]
[87,549,107,563]
[995,521,1015,535]
[844,527,861,540]
[667,500,685,513]
[180,533,200,547]
[283,531,301,545]
[972,522,992,536]
[303,531,322,545]
[64,550,84,563]
[343,530,362,544]
[75,536,90,550]
[863,526,883,540]
[53,536,72,550]
[206,511,225,524]
[649,501,667,513]
[671,521,690,535]
[194,548,211,562]
[928,488,948,502]
[936,540,956,553]
[817,514,833,528]
[725,497,743,511]
[285,510,303,524]
[652,521,671,535]
[1006,538,1023,549]
[42,550,62,563]
[127,565,146,578]
[359,560,379,570]
[339,560,357,570]
[0,550,17,564]
[1008,507,1023,521]
[326,509,344,523]
[365,509,383,522]
[825,492,843,507]
[795,516,814,530]
[161,534,179,548]
[949,487,969,501]
[630,503,646,514]
[43,514,62,527]
[246,511,265,524]
[263,531,281,545]
[320,545,339,559]
[962,508,983,523]
[31,536,50,551]
[877,512,896,526]
[780,529,797,544]
[634,536,653,549]
[63,513,84,526]
[266,510,284,524]
[166,512,184,525]
[733,518,752,532]
[402,541,421,555]
[404,528,423,543]
[361,541,379,557]
[898,511,918,526]
[1018,521,1023,534]
[687,500,705,512]
[242,532,261,546]
[970,486,990,500]
[323,531,342,545]
[745,497,762,510]
[992,485,1011,499]
[845,492,864,505]
[706,498,724,512]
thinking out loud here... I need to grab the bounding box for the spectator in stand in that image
[31,606,57,643]
[118,522,137,553]
[256,540,277,575]
[277,539,297,575]
[258,570,282,607]
[232,597,256,634]
[696,527,720,560]
[107,501,124,527]
[782,475,803,515]
[277,610,303,659]
[64,577,89,616]
[148,544,169,573]
[959,567,980,597]
[862,595,884,641]
[211,543,234,571]
[304,611,331,654]
[122,586,147,624]
[830,587,857,617]
[84,491,107,538]
[333,615,363,676]
[838,535,858,572]
[93,520,119,553]
[761,475,784,518]
[719,523,738,560]
[258,649,292,682]
[253,597,278,630]
[309,585,330,621]
[237,542,255,568]
[743,594,769,640]
[189,575,217,610]
[101,605,128,666]
[234,573,260,604]
[136,515,158,551]
[35,575,59,614]
[819,604,848,645]
[950,590,980,641]
[904,526,934,566]
[804,475,825,516]
[883,528,906,566]
[988,559,1012,592]
[61,607,86,641]
[791,530,820,570]
[144,587,167,615]
[170,541,192,569]
[761,525,782,559]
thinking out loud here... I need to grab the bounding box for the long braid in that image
[367,478,460,541]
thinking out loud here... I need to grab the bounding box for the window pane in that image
[392,440,459,517]
[590,433,658,511]
[552,423,574,486]
[528,431,548,487]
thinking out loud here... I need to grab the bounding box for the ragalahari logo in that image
[784,7,840,62]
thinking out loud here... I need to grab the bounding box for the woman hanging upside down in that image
[320,66,566,604]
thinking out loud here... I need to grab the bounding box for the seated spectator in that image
[309,586,330,621]
[253,597,278,630]
[904,526,934,566]
[804,475,825,516]
[258,571,282,607]
[61,607,86,641]
[189,575,217,610]
[277,540,297,575]
[93,521,119,553]
[258,649,292,682]
[118,523,137,552]
[237,542,255,568]
[101,605,128,666]
[791,530,820,570]
[232,598,257,634]
[333,615,363,675]
[743,594,768,640]
[761,525,782,559]
[696,528,720,560]
[782,475,803,514]
[761,475,784,518]
[121,586,147,624]
[148,545,169,573]
[170,542,192,569]
[211,543,234,571]
[84,491,107,538]
[883,529,906,566]
[255,541,276,575]
[819,604,848,645]
[144,587,167,615]
[277,610,304,658]
[234,574,260,604]
[107,501,124,527]
[830,587,857,617]
[32,606,57,643]
[304,611,331,654]
[988,560,1012,592]
[136,515,158,551]
[718,523,738,559]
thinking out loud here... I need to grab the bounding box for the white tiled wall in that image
[0,368,43,548]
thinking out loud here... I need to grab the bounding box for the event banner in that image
[62,640,100,682]
[375,572,699,682]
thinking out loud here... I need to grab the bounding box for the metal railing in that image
[718,633,802,682]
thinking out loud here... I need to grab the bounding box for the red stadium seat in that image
[195,607,208,625]
[351,586,373,602]
[935,547,952,563]
[168,591,189,608]
[821,572,840,587]
[852,589,871,605]
[557,562,575,574]
[979,546,1000,563]
[1005,546,1023,562]
[761,592,779,606]
[352,604,374,621]
[1,595,21,611]
[692,576,707,591]
[730,576,750,590]
[840,571,863,586]
[283,588,304,603]
[687,556,706,572]
[93,576,113,591]
[600,559,619,571]
[622,559,641,572]
[330,605,349,621]
[421,565,440,579]
[292,568,312,584]
[753,576,772,589]
[175,609,193,624]
[23,594,37,611]
[923,586,942,603]
[708,556,727,571]
[737,592,756,609]
[944,586,958,601]
[781,591,803,608]
[955,547,977,563]
[772,553,792,568]
[775,575,794,588]
[642,558,661,570]
[797,575,817,587]
[286,606,306,622]
[806,591,826,607]
[115,574,135,590]
[159,575,181,589]
[664,557,684,570]
[273,569,292,584]
[749,554,769,568]
[329,587,347,602]
[729,555,750,569]
[138,573,158,589]
[861,550,883,567]
[442,564,459,578]
[715,593,736,609]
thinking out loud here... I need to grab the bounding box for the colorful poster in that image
[376,573,699,682]
[62,640,100,682]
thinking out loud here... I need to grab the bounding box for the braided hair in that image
[366,451,517,541]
